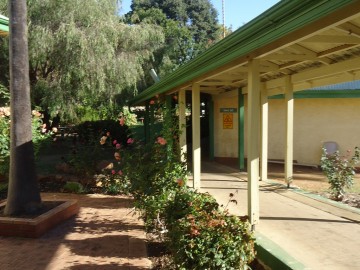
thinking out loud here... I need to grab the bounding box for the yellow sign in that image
[223,113,233,129]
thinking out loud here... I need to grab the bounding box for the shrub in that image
[121,138,187,232]
[166,190,255,270]
[0,108,52,177]
[74,119,129,146]
[63,181,84,193]
[100,102,255,269]
[321,147,360,200]
[95,170,130,195]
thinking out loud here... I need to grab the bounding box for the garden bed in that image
[0,199,79,238]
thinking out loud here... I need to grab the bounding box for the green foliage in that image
[63,181,84,193]
[74,120,129,146]
[0,108,51,177]
[68,145,105,177]
[321,147,360,200]
[96,172,130,195]
[167,191,255,270]
[0,0,164,121]
[114,103,255,269]
[0,84,9,106]
[127,0,221,81]
[0,182,7,192]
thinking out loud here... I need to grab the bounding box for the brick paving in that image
[0,193,151,270]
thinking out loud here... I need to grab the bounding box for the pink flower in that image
[149,100,155,105]
[113,140,117,145]
[127,138,134,144]
[116,143,121,149]
[156,137,167,145]
[111,170,116,175]
[119,117,125,126]
[118,170,123,176]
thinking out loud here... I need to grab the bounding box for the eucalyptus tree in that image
[0,0,164,120]
[127,0,220,78]
[4,0,41,216]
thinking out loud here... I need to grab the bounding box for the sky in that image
[119,0,281,30]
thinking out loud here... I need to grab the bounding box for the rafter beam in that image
[291,56,360,83]
[261,54,319,61]
[200,80,231,86]
[303,35,360,44]
[335,22,360,38]
[290,43,332,65]
[317,44,358,57]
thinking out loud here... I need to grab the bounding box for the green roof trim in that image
[0,14,9,35]
[130,0,356,105]
[269,90,360,99]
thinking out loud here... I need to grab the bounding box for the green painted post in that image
[238,89,245,170]
[209,98,215,161]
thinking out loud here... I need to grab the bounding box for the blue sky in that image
[119,0,281,30]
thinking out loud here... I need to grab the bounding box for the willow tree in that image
[4,0,41,216]
[0,0,164,120]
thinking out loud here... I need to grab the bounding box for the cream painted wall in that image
[213,95,360,165]
[213,95,239,158]
[268,98,360,164]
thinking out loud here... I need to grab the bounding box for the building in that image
[130,0,360,225]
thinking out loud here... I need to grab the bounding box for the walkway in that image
[0,193,151,270]
[192,161,360,270]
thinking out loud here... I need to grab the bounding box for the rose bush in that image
[0,107,51,177]
[96,102,255,269]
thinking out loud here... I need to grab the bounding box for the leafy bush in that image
[121,138,187,232]
[97,102,255,269]
[165,190,255,270]
[63,181,84,193]
[95,170,130,195]
[0,108,52,177]
[74,119,129,146]
[321,147,360,200]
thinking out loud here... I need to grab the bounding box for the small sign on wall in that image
[220,108,237,113]
[223,113,233,129]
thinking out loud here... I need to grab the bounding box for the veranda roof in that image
[0,14,9,37]
[130,0,360,104]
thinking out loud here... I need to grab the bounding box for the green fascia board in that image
[130,0,355,105]
[269,90,360,99]
[0,14,9,33]
[0,24,9,33]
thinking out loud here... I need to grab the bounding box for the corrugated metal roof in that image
[309,80,360,91]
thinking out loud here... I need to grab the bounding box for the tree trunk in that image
[4,0,41,216]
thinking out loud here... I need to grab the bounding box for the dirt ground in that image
[267,163,360,208]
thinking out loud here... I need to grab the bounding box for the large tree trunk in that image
[4,0,41,216]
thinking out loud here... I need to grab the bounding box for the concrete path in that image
[0,193,151,270]
[191,161,360,270]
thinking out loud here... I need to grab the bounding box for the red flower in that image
[156,137,167,145]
